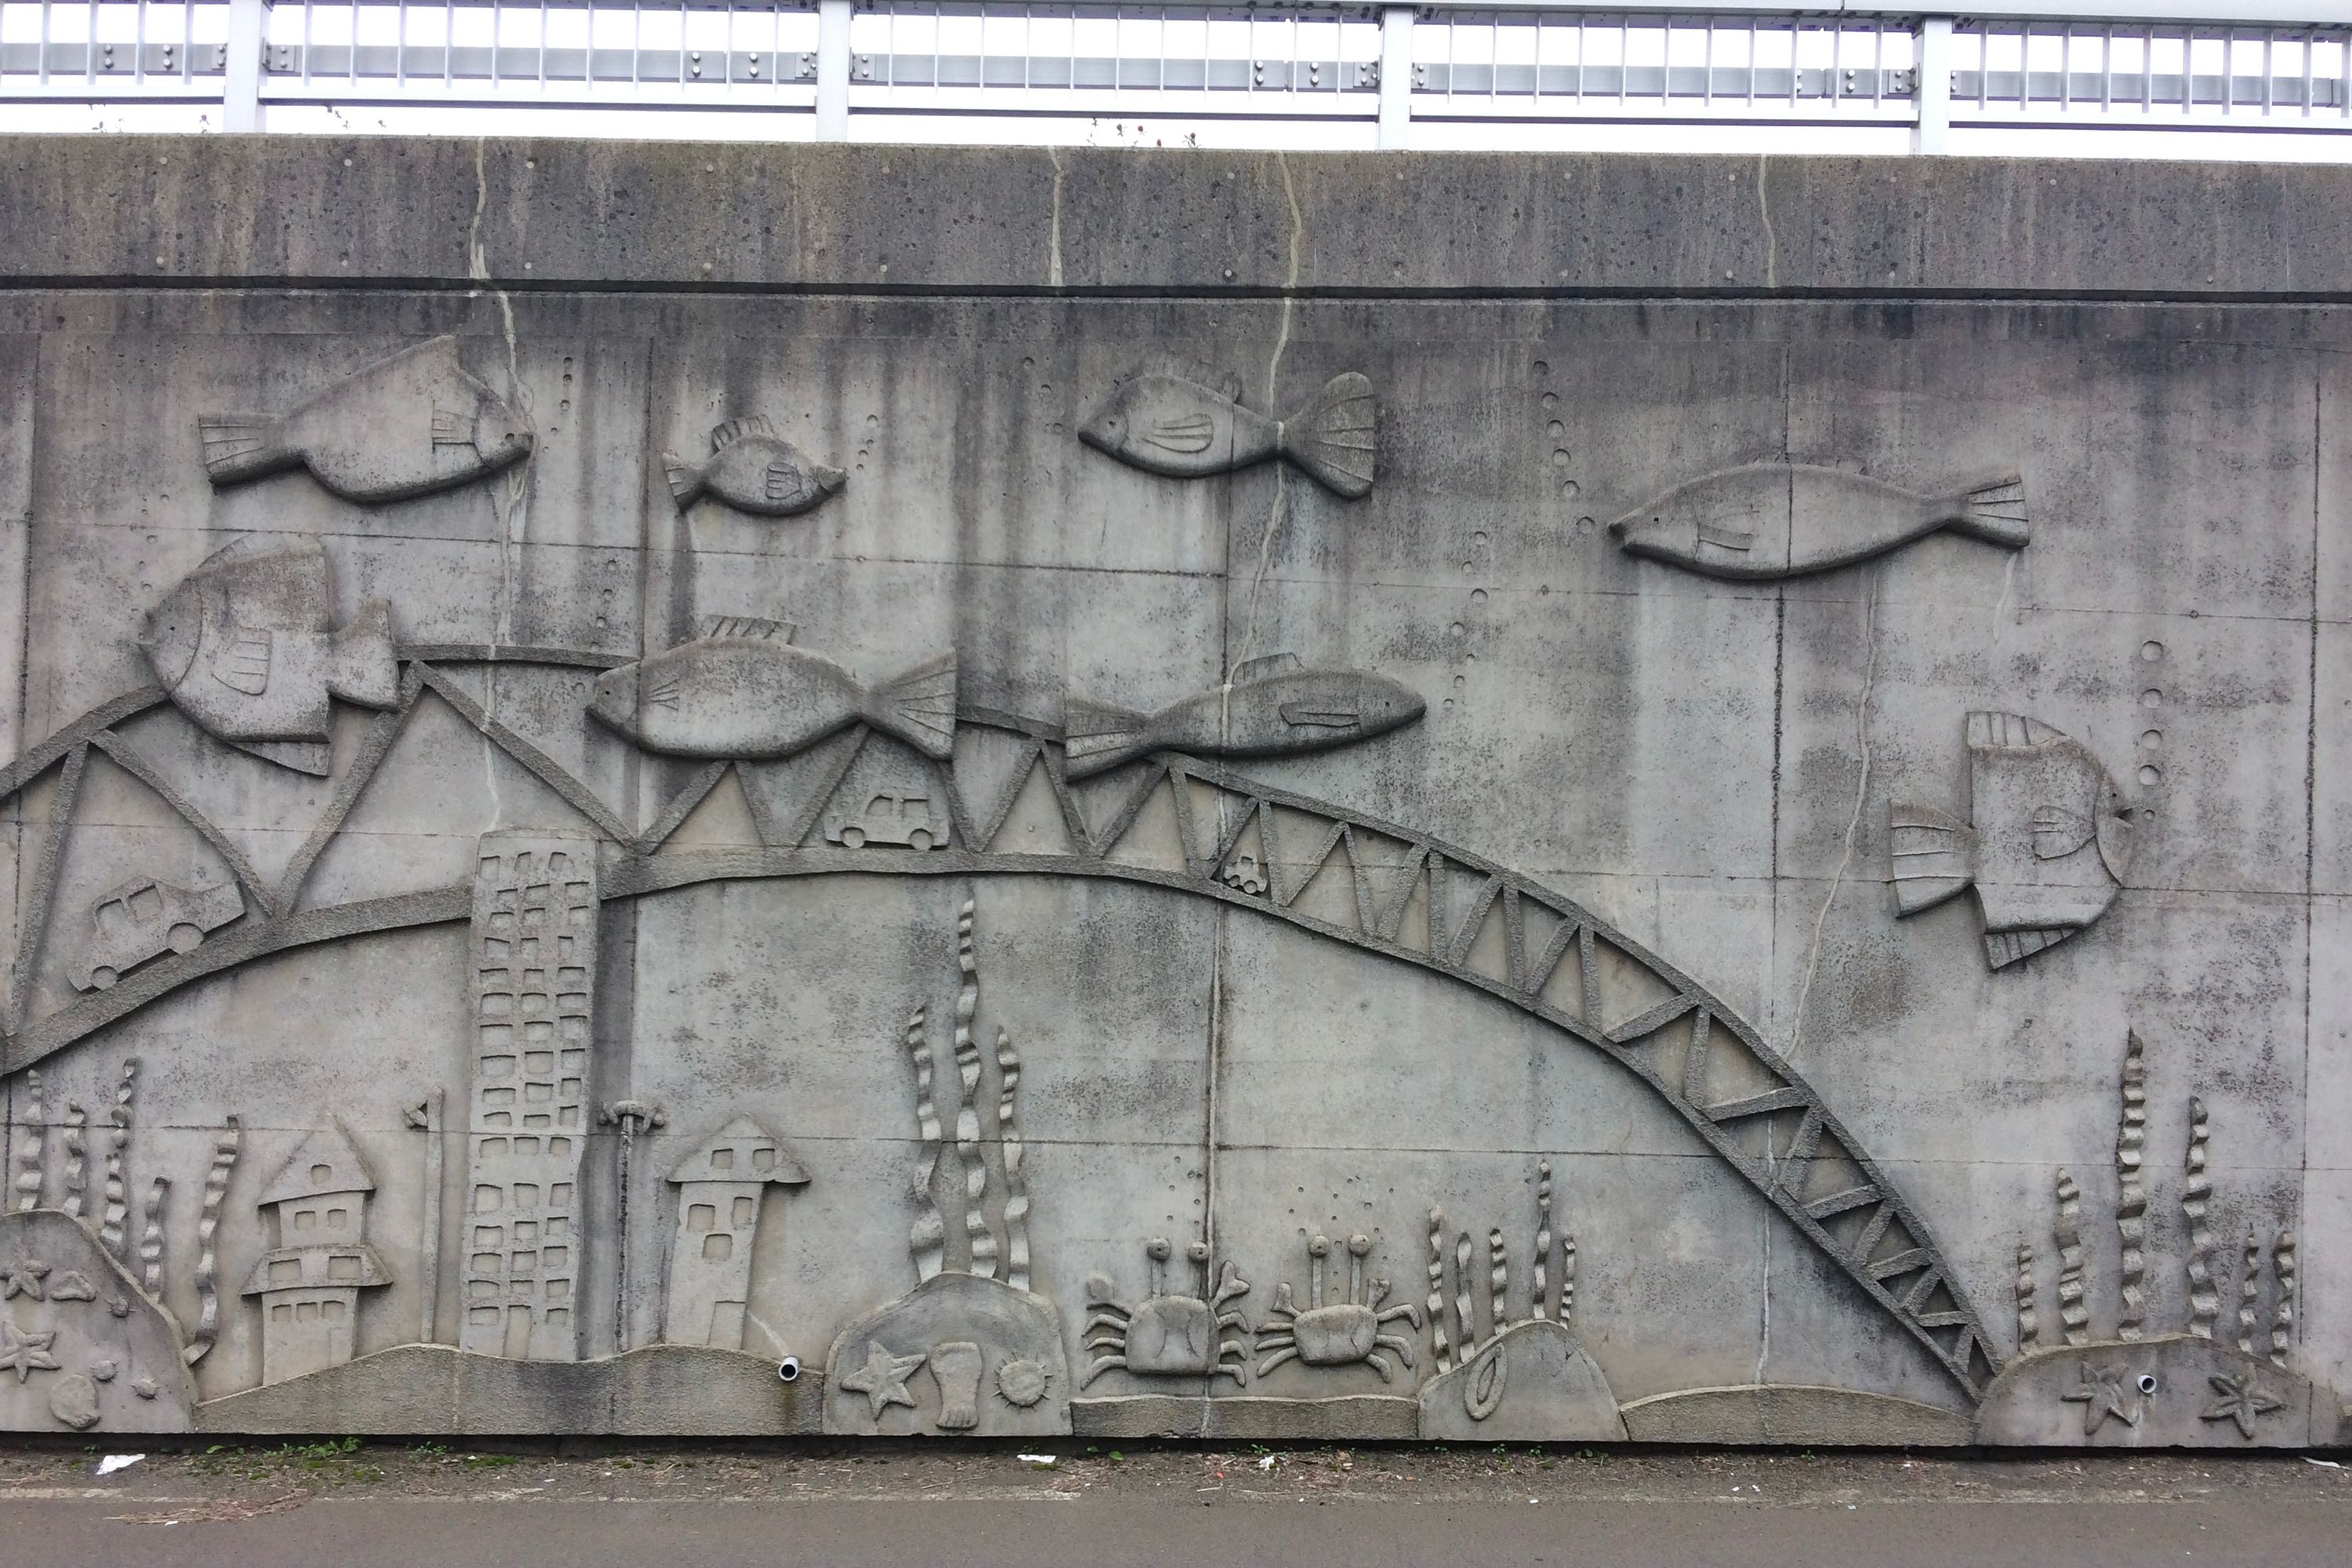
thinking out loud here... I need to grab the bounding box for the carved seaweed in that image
[904,1004,946,1283]
[995,1025,1030,1294]
[2114,1031,2146,1341]
[61,1100,86,1220]
[2184,1096,2217,1338]
[11,1068,39,1211]
[1487,1228,1509,1331]
[2236,1232,2260,1356]
[185,1116,241,1366]
[2054,1169,2087,1347]
[140,1175,169,1293]
[2015,1237,2038,1352]
[1530,1162,1552,1321]
[951,901,996,1280]
[1559,1233,1577,1329]
[101,1058,136,1261]
[1427,1207,1452,1373]
[1453,1231,1474,1357]
[2270,1230,2296,1368]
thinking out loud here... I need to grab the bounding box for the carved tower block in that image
[662,1116,808,1349]
[459,831,599,1361]
[240,1121,390,1385]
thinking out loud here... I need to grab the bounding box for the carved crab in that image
[1081,1237,1250,1387]
[1254,1232,1421,1381]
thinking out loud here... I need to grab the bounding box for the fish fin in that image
[430,405,474,447]
[1142,414,1218,457]
[2029,805,2097,862]
[1943,475,2031,550]
[1985,927,2073,969]
[710,416,778,450]
[230,738,332,776]
[1888,799,1977,916]
[869,652,959,760]
[1279,704,1360,730]
[1278,372,1377,498]
[1966,710,2063,751]
[661,451,706,508]
[1696,521,1756,552]
[211,627,274,696]
[197,415,295,488]
[1062,696,1156,780]
[695,615,794,643]
[1231,652,1303,684]
[325,599,400,710]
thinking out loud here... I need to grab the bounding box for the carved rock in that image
[821,1272,1069,1437]
[1415,1319,1624,1442]
[1973,1336,2340,1448]
[0,1211,194,1434]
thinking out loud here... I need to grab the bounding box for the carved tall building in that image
[460,831,598,1360]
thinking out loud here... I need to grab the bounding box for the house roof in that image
[666,1114,809,1186]
[257,1120,377,1207]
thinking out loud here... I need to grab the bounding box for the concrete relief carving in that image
[1890,712,2134,968]
[588,617,958,762]
[662,416,846,517]
[823,789,949,852]
[662,1116,808,1351]
[67,877,243,993]
[1254,1232,1421,1383]
[0,1210,194,1434]
[1080,1238,1251,1388]
[240,1121,391,1386]
[140,535,400,775]
[1063,654,1424,779]
[1079,368,1377,497]
[1608,461,2030,580]
[198,336,532,503]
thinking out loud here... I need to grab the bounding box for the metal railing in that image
[4,1,2349,151]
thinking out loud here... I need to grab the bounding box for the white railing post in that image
[815,0,853,140]
[1378,5,1414,150]
[222,0,267,132]
[1914,15,1954,153]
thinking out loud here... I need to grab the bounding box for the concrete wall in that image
[0,136,2345,1446]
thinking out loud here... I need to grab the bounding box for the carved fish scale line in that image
[0,695,1997,1399]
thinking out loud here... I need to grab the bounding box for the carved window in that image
[731,1196,755,1228]
[296,1301,318,1322]
[702,1232,733,1263]
[710,1149,735,1172]
[688,1203,717,1232]
[473,1185,503,1213]
[293,1209,318,1231]
[325,1208,347,1228]
[321,1300,347,1322]
[271,1304,292,1322]
[268,1258,300,1286]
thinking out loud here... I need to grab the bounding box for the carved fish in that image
[1078,371,1377,497]
[662,416,846,517]
[1608,463,2029,580]
[1062,653,1423,779]
[1890,712,2133,969]
[198,336,532,503]
[588,616,957,760]
[140,536,400,775]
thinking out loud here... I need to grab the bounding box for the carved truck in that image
[67,877,245,991]
[823,789,950,852]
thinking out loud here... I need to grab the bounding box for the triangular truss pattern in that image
[0,661,1998,1402]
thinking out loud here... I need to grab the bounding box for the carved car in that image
[67,877,245,992]
[823,789,950,851]
[1221,851,1269,896]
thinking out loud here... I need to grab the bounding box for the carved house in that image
[241,1121,390,1385]
[663,1116,808,1349]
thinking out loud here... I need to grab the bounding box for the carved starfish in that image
[837,1341,927,1420]
[0,1256,48,1301]
[0,1319,60,1383]
[2059,1365,2140,1436]
[2201,1370,2285,1439]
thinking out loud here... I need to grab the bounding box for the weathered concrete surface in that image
[0,138,2346,1446]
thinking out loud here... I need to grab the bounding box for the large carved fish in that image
[198,336,533,503]
[1608,462,2028,580]
[1078,371,1377,497]
[140,536,400,775]
[1890,712,2133,969]
[662,416,845,517]
[588,617,957,760]
[1062,653,1423,779]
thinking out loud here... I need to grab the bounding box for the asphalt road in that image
[4,1443,2346,1566]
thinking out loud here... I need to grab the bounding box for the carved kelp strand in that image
[2114,1031,2147,1341]
[903,1004,946,1282]
[61,1100,86,1220]
[2054,1168,2087,1346]
[2236,1231,2260,1356]
[185,1116,240,1365]
[140,1176,169,1293]
[12,1069,41,1211]
[2270,1229,2296,1368]
[1559,1233,1577,1328]
[1453,1231,1475,1356]
[1487,1228,1509,1330]
[1427,1207,1452,1373]
[2015,1237,2038,1351]
[1530,1162,1552,1319]
[952,900,997,1279]
[996,1024,1030,1293]
[2183,1096,2217,1338]
[101,1058,136,1260]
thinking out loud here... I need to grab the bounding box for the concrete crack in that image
[1755,153,1777,291]
[1788,568,1880,1067]
[1232,153,1307,684]
[1046,147,1065,289]
[469,136,537,716]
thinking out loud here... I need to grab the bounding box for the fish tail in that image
[661,451,706,508]
[1062,696,1157,779]
[197,414,293,487]
[325,598,401,710]
[1277,372,1377,499]
[869,652,959,760]
[1944,475,2030,550]
[1888,800,1978,916]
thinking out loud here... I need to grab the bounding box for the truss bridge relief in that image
[0,647,1998,1407]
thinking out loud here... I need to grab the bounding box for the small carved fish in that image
[198,336,532,503]
[1890,712,2133,969]
[589,616,957,760]
[1079,371,1377,497]
[662,416,846,517]
[140,536,400,775]
[1609,462,2029,580]
[1062,653,1423,779]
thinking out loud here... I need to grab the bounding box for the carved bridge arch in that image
[0,651,1999,1401]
